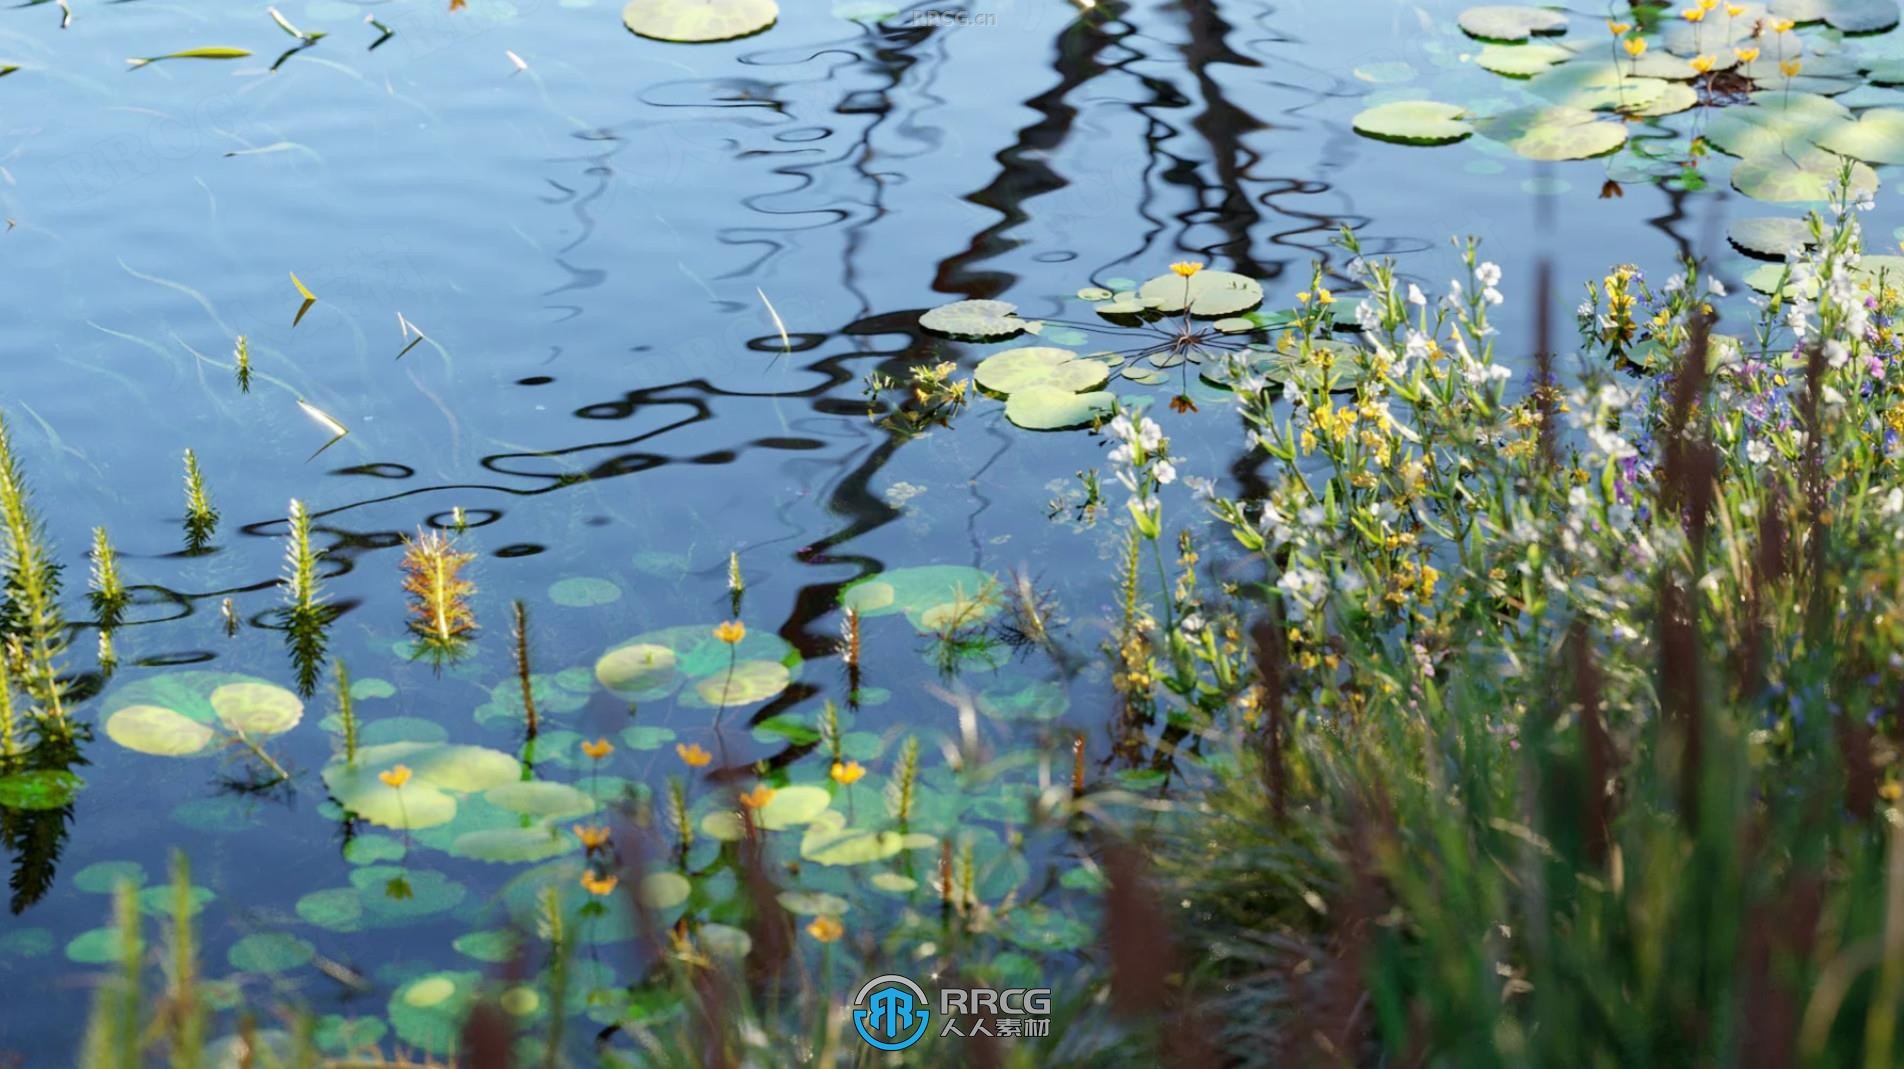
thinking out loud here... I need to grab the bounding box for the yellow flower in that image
[580,871,618,896]
[806,915,844,942]
[1772,18,1795,32]
[572,824,611,850]
[676,742,712,768]
[1169,261,1203,278]
[1701,0,1719,9]
[1690,54,1716,73]
[1315,288,1335,305]
[1607,19,1630,33]
[713,620,746,645]
[739,784,775,809]
[1735,46,1760,63]
[1881,782,1903,802]
[1682,5,1706,21]
[581,737,614,760]
[1725,2,1744,13]
[830,760,866,785]
[378,764,412,789]
[1623,36,1648,57]
[1296,291,1311,304]
[1781,58,1802,77]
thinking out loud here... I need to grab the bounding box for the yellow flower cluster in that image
[1386,559,1441,606]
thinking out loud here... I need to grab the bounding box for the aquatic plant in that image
[512,599,538,738]
[232,334,250,393]
[399,529,477,666]
[87,527,127,628]
[727,550,744,615]
[622,0,779,43]
[180,449,217,554]
[280,499,330,695]
[333,660,357,764]
[0,408,67,724]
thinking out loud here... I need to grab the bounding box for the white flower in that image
[1483,286,1503,306]
[1108,443,1133,466]
[1825,339,1850,369]
[1404,330,1431,366]
[1108,414,1135,442]
[1355,298,1383,334]
[1882,487,1904,516]
[1706,276,1727,297]
[1663,272,1686,294]
[1746,439,1771,465]
[1476,262,1502,288]
[1183,475,1218,502]
[1179,612,1204,635]
[1152,460,1177,485]
[1576,300,1594,319]
[1298,505,1326,528]
[1408,283,1427,307]
[1136,417,1164,452]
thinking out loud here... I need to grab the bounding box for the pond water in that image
[2,0,1897,1061]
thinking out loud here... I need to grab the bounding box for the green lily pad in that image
[210,682,302,736]
[1475,105,1627,159]
[314,1016,387,1056]
[800,810,910,866]
[974,347,1109,396]
[755,784,833,830]
[103,671,296,756]
[1350,100,1474,143]
[549,577,621,607]
[352,866,467,921]
[699,923,752,959]
[1732,147,1878,202]
[484,781,599,821]
[1705,92,1852,157]
[1137,270,1265,316]
[453,929,520,963]
[997,904,1094,951]
[594,642,680,700]
[0,769,83,810]
[296,888,366,933]
[688,660,792,707]
[227,932,315,974]
[777,890,850,915]
[595,624,801,704]
[1526,62,1668,111]
[66,927,126,965]
[977,681,1069,722]
[450,826,577,863]
[621,0,778,42]
[839,565,1000,630]
[344,835,408,865]
[1633,81,1700,117]
[1076,287,1113,301]
[1474,43,1573,78]
[640,871,691,909]
[139,883,213,917]
[1813,108,1904,163]
[106,705,217,756]
[1006,386,1117,431]
[1729,216,1817,258]
[918,299,1030,339]
[0,928,54,958]
[321,742,521,830]
[1771,0,1899,32]
[1458,5,1568,41]
[388,971,480,1055]
[1122,366,1169,385]
[73,861,147,893]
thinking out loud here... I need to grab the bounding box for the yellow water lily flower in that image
[739,784,775,809]
[378,764,412,789]
[1607,19,1631,34]
[806,915,844,942]
[1690,54,1716,73]
[1725,2,1745,14]
[572,824,611,850]
[1624,36,1648,57]
[1170,261,1204,278]
[830,760,866,785]
[1682,5,1707,21]
[713,620,746,645]
[1772,18,1795,32]
[1735,46,1760,63]
[581,737,614,760]
[1781,58,1803,77]
[580,871,618,896]
[676,742,712,768]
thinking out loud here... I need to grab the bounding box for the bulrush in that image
[399,529,477,663]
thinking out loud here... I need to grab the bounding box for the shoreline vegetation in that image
[11,171,1904,1063]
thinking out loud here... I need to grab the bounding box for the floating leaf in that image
[210,682,302,736]
[484,781,599,821]
[1076,287,1113,301]
[1732,147,1878,202]
[548,577,621,607]
[777,890,850,915]
[839,565,1000,631]
[321,742,520,830]
[1137,270,1265,316]
[1771,0,1899,32]
[454,930,519,963]
[1526,62,1668,111]
[800,810,910,866]
[1474,105,1626,160]
[1457,4,1568,41]
[621,0,779,41]
[388,971,480,1055]
[755,784,833,830]
[1474,44,1573,78]
[0,769,82,810]
[688,660,791,707]
[997,904,1094,951]
[594,643,680,700]
[974,347,1108,396]
[67,927,125,965]
[1350,100,1473,143]
[918,299,1029,339]
[296,888,365,933]
[227,932,314,974]
[639,871,691,909]
[73,861,147,894]
[1705,92,1851,157]
[1729,216,1817,258]
[699,923,752,958]
[106,705,217,757]
[595,625,801,704]
[450,826,576,863]
[1813,108,1904,164]
[1006,386,1117,431]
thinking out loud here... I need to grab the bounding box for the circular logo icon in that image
[851,974,932,1051]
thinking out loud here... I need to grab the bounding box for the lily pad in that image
[595,625,801,704]
[106,705,217,757]
[1705,92,1852,157]
[1474,105,1627,160]
[839,565,1000,630]
[1458,4,1568,42]
[1732,147,1878,202]
[754,784,833,830]
[1474,43,1573,78]
[548,577,621,607]
[1006,386,1117,430]
[454,929,520,963]
[594,643,680,700]
[639,871,691,909]
[210,682,302,736]
[1771,0,1899,32]
[974,347,1109,395]
[484,781,599,821]
[699,923,752,959]
[450,826,576,863]
[800,810,910,866]
[1526,62,1669,111]
[1137,270,1265,316]
[103,670,296,757]
[74,861,147,893]
[621,0,779,42]
[227,932,314,974]
[1729,216,1817,258]
[1351,100,1474,143]
[688,660,792,707]
[0,769,82,810]
[918,299,1030,339]
[388,971,480,1055]
[1813,108,1904,163]
[777,890,850,915]
[321,742,521,830]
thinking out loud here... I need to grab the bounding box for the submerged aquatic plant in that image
[279,499,331,695]
[333,659,357,764]
[399,529,477,665]
[512,599,538,738]
[180,449,217,554]
[0,408,68,725]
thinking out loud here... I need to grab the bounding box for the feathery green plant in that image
[399,528,477,666]
[181,449,217,554]
[280,499,330,696]
[0,655,19,771]
[668,776,692,860]
[0,408,67,723]
[333,659,357,764]
[728,550,744,614]
[893,735,919,826]
[233,334,250,393]
[513,599,538,738]
[88,526,126,627]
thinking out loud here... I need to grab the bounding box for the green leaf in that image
[1457,5,1568,42]
[621,0,779,42]
[0,769,82,810]
[1732,147,1878,202]
[918,299,1030,339]
[128,47,252,69]
[1137,270,1265,316]
[1474,43,1573,78]
[1729,216,1817,258]
[1474,105,1627,160]
[1005,386,1117,431]
[227,932,315,974]
[1351,100,1474,144]
[974,347,1109,395]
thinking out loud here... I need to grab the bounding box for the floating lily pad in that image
[1633,82,1701,117]
[484,781,599,821]
[918,299,1030,339]
[1526,62,1669,111]
[296,888,366,933]
[0,769,82,810]
[1137,270,1265,316]
[1732,146,1878,202]
[777,890,850,915]
[321,742,521,830]
[388,971,480,1055]
[621,0,779,42]
[839,565,1000,631]
[640,871,692,909]
[594,643,680,700]
[1813,108,1904,163]
[450,826,576,863]
[1458,4,1568,41]
[1771,0,1899,31]
[1705,92,1852,157]
[66,927,124,965]
[344,835,408,866]
[1474,105,1627,160]
[1474,43,1573,78]
[106,705,216,757]
[688,660,792,707]
[227,932,314,974]
[1351,100,1473,144]
[997,904,1094,951]
[1006,386,1117,431]
[454,929,520,963]
[755,784,833,830]
[74,861,147,894]
[1729,216,1817,258]
[352,866,467,921]
[800,810,911,866]
[1076,287,1113,301]
[977,681,1069,722]
[699,923,752,959]
[1123,367,1169,385]
[974,347,1108,396]
[549,577,621,607]
[210,682,302,736]
[103,671,297,756]
[595,625,801,705]
[139,883,214,917]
